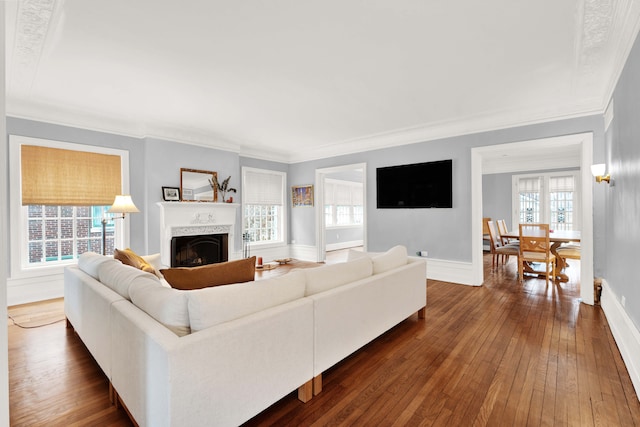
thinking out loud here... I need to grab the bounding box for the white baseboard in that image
[245,246,291,263]
[600,279,640,401]
[289,244,318,262]
[7,274,64,306]
[326,240,364,252]
[426,258,477,286]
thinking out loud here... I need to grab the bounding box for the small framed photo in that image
[292,184,314,207]
[162,186,181,201]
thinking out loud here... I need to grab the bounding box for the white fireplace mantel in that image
[157,202,239,266]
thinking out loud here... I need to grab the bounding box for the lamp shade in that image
[591,164,606,177]
[107,195,140,214]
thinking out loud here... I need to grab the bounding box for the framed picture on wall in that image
[292,184,314,207]
[162,186,181,201]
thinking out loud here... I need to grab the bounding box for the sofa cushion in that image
[372,245,408,274]
[114,248,159,276]
[187,270,306,332]
[129,276,190,336]
[98,259,161,300]
[160,257,256,290]
[77,251,112,279]
[304,256,373,296]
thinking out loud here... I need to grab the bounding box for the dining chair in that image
[487,220,519,270]
[518,223,556,284]
[557,243,581,265]
[497,219,518,245]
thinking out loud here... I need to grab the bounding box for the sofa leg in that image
[418,307,426,319]
[313,374,323,396]
[297,380,313,403]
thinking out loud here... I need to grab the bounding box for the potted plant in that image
[209,175,237,203]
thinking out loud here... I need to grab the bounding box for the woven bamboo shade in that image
[21,145,122,206]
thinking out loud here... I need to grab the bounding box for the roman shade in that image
[21,145,122,206]
[243,169,283,205]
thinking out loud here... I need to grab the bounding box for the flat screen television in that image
[376,159,452,208]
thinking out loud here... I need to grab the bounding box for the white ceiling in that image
[5,0,640,163]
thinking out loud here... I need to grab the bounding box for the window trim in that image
[9,135,131,279]
[241,167,287,249]
[511,170,581,231]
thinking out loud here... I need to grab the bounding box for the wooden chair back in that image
[518,223,556,284]
[519,224,551,255]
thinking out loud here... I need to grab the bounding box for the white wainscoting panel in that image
[600,279,640,400]
[7,273,64,306]
[425,258,477,286]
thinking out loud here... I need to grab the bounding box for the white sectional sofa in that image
[64,246,426,427]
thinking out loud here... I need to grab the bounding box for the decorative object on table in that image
[102,195,140,255]
[180,168,217,201]
[256,262,277,270]
[162,186,180,201]
[274,258,292,265]
[256,257,263,267]
[242,232,251,258]
[209,175,237,203]
[292,184,314,207]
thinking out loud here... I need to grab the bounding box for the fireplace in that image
[171,234,228,267]
[157,202,239,267]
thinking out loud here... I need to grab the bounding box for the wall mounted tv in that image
[376,159,452,208]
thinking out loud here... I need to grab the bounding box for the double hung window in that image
[10,135,128,274]
[242,167,286,246]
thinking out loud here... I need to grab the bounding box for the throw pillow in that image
[160,256,256,290]
[114,248,159,276]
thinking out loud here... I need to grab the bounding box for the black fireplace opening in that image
[171,234,228,267]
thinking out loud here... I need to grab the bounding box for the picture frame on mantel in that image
[292,184,314,207]
[162,186,181,201]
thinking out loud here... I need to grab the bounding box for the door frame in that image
[315,163,367,262]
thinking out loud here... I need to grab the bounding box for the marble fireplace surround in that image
[157,202,239,267]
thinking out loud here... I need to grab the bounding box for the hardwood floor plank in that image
[8,253,640,426]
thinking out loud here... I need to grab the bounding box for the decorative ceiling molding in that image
[8,0,58,95]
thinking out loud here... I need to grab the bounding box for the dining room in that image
[476,133,592,301]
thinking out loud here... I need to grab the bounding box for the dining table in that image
[502,229,581,283]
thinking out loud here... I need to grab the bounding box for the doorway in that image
[315,163,367,263]
[471,133,594,304]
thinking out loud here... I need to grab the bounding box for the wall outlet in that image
[621,295,626,307]
[417,250,428,257]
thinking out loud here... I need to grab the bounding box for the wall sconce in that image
[591,164,611,184]
[102,195,140,255]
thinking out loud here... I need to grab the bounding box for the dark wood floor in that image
[8,253,640,426]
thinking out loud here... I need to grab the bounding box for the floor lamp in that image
[102,195,140,255]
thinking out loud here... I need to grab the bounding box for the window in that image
[324,179,364,227]
[513,171,580,230]
[242,167,286,246]
[10,135,130,276]
[26,205,115,266]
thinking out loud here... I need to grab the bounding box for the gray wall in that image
[482,173,513,229]
[290,116,604,261]
[604,29,640,330]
